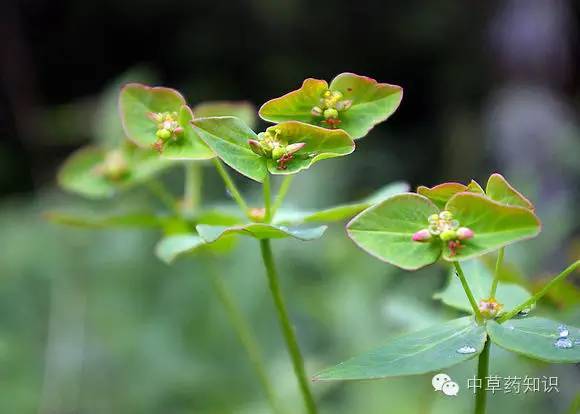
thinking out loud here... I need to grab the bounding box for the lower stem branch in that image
[184,162,202,214]
[489,247,504,299]
[271,175,295,218]
[259,239,318,414]
[497,259,580,323]
[475,338,490,414]
[453,262,484,324]
[205,259,284,414]
[212,158,249,216]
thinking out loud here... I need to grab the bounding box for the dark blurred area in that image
[1,1,579,413]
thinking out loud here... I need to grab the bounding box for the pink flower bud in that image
[173,126,184,136]
[146,112,163,123]
[285,142,305,155]
[412,229,432,242]
[456,227,474,240]
[248,139,264,156]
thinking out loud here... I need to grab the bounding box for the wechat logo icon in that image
[432,373,459,396]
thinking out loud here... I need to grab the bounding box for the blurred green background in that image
[1,0,579,413]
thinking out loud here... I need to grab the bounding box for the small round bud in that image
[323,90,332,98]
[311,106,323,117]
[440,229,457,241]
[478,298,503,319]
[156,129,171,140]
[173,126,184,136]
[249,208,266,223]
[335,99,352,111]
[412,229,432,242]
[285,142,305,155]
[272,147,286,160]
[428,213,439,223]
[439,210,453,221]
[248,139,265,156]
[456,227,474,240]
[324,108,339,119]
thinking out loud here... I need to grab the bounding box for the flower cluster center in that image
[147,111,184,152]
[310,90,352,129]
[248,128,306,170]
[94,149,129,181]
[412,210,474,257]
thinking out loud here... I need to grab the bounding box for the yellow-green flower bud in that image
[272,147,286,160]
[439,210,453,221]
[324,108,339,119]
[311,106,323,117]
[156,129,171,140]
[335,99,353,111]
[440,229,457,241]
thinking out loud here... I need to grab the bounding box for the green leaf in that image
[485,173,534,210]
[487,318,580,363]
[274,181,410,224]
[467,179,485,194]
[313,317,486,381]
[45,211,166,229]
[417,182,468,209]
[346,193,441,270]
[196,208,245,226]
[258,78,329,124]
[328,73,403,139]
[196,223,327,243]
[119,83,185,146]
[155,234,206,264]
[57,144,171,199]
[259,73,403,139]
[119,84,214,160]
[434,260,531,314]
[264,122,354,175]
[191,116,267,182]
[193,101,257,129]
[443,193,541,261]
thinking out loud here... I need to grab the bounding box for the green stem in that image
[453,262,484,324]
[145,179,179,214]
[497,259,580,323]
[212,158,249,216]
[259,239,317,414]
[184,162,202,214]
[205,259,285,414]
[271,175,295,218]
[489,247,504,299]
[263,174,272,223]
[475,338,490,414]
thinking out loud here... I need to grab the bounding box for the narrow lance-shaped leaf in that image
[443,193,541,261]
[274,181,410,225]
[487,318,580,363]
[314,317,486,381]
[196,223,327,243]
[434,259,531,314]
[346,193,441,270]
[259,73,403,139]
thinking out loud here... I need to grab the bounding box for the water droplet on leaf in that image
[557,324,569,338]
[456,346,476,354]
[554,337,573,349]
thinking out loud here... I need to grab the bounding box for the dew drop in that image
[557,324,569,338]
[517,308,531,317]
[554,337,573,349]
[456,346,476,354]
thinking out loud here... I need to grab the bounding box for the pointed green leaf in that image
[467,179,485,194]
[258,78,329,124]
[264,122,354,175]
[45,211,166,229]
[193,101,257,129]
[314,317,486,381]
[259,73,403,139]
[487,318,580,363]
[417,182,468,209]
[328,73,403,139]
[119,84,214,160]
[196,223,327,243]
[346,193,441,270]
[443,193,541,261]
[155,234,206,264]
[485,173,534,210]
[434,260,531,314]
[274,181,410,225]
[57,144,171,199]
[191,116,267,182]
